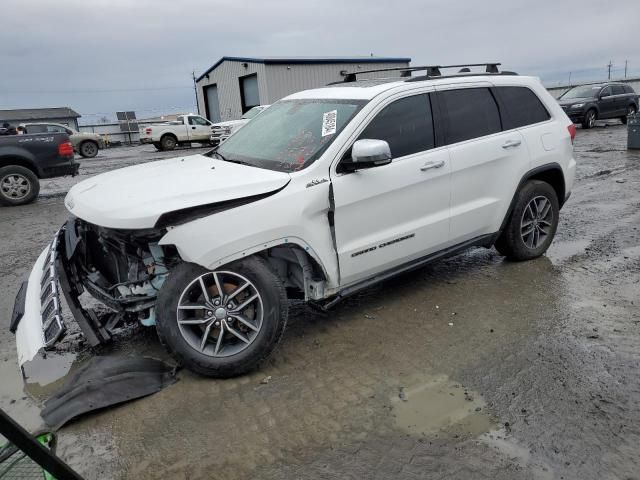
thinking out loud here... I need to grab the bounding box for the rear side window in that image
[494,86,550,129]
[358,94,435,158]
[612,85,625,95]
[438,88,502,144]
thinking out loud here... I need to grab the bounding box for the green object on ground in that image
[0,433,56,480]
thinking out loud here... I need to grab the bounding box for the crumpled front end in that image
[11,218,180,368]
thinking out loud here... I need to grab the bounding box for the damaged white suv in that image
[11,64,576,378]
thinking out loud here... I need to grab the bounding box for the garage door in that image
[240,74,260,113]
[205,85,221,123]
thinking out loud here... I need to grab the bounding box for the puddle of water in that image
[391,375,493,437]
[22,351,83,401]
[547,239,590,263]
[481,428,555,480]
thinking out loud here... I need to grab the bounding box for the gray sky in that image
[1,0,638,124]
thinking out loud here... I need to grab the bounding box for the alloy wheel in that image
[0,173,31,200]
[520,195,553,249]
[176,271,264,357]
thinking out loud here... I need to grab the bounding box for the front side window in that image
[495,86,550,129]
[215,99,364,172]
[600,86,613,97]
[357,94,435,158]
[439,88,501,144]
[189,116,209,126]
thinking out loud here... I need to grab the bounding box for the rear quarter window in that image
[494,86,550,130]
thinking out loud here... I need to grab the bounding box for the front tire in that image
[582,109,597,129]
[156,258,288,378]
[79,140,99,158]
[494,180,559,261]
[0,166,40,206]
[621,104,636,124]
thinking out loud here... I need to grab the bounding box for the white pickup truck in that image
[139,114,214,151]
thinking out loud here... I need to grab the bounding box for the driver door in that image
[188,116,213,141]
[331,93,451,286]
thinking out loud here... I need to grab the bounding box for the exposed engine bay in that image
[60,218,181,345]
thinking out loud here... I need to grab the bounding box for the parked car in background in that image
[12,63,576,378]
[0,132,78,205]
[139,114,215,151]
[557,82,639,129]
[22,123,105,158]
[210,105,270,145]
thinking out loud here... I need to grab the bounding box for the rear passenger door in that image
[611,85,627,116]
[598,86,616,118]
[435,85,529,244]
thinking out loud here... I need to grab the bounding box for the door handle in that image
[420,160,445,171]
[191,126,196,130]
[502,139,522,149]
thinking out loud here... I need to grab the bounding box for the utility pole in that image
[192,70,200,115]
[624,60,628,78]
[568,72,572,87]
[607,60,613,80]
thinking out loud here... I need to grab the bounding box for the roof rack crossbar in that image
[341,63,504,82]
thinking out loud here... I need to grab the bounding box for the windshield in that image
[215,99,365,172]
[241,106,264,120]
[560,85,602,100]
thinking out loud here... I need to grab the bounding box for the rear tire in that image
[0,166,40,206]
[582,109,597,129]
[621,104,636,124]
[156,257,288,378]
[79,140,98,158]
[494,180,559,261]
[160,135,177,151]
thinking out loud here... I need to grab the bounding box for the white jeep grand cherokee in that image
[11,64,576,378]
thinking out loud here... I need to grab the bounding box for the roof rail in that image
[341,63,514,83]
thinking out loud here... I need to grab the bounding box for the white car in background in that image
[210,105,269,144]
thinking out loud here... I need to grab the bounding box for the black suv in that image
[557,82,639,129]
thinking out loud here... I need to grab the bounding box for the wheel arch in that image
[164,237,331,301]
[499,163,566,234]
[0,156,40,178]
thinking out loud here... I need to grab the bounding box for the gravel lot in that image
[1,127,639,480]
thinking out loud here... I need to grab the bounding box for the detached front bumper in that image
[11,227,110,367]
[11,234,66,366]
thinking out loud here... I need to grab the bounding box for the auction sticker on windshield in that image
[322,110,337,137]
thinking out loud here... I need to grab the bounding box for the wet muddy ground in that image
[1,126,639,479]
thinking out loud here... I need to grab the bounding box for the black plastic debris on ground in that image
[41,356,178,430]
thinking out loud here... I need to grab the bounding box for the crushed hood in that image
[65,154,290,229]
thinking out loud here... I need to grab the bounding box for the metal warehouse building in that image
[195,56,411,122]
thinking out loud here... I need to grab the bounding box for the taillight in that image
[58,141,74,157]
[145,128,152,134]
[567,124,576,144]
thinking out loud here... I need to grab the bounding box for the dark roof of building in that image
[0,107,81,122]
[196,56,412,82]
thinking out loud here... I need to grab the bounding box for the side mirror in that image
[342,139,392,172]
